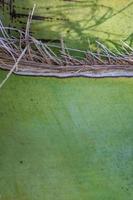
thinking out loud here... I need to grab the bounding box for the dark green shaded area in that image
[0,71,133,200]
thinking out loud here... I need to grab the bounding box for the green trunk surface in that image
[0,1,133,200]
[1,0,133,48]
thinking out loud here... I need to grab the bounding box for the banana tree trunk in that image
[0,1,133,200]
[1,0,133,49]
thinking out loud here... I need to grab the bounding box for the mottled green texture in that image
[0,0,133,199]
[1,0,133,49]
[0,71,133,200]
[19,0,133,45]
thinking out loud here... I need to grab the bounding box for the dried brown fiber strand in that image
[0,4,133,88]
